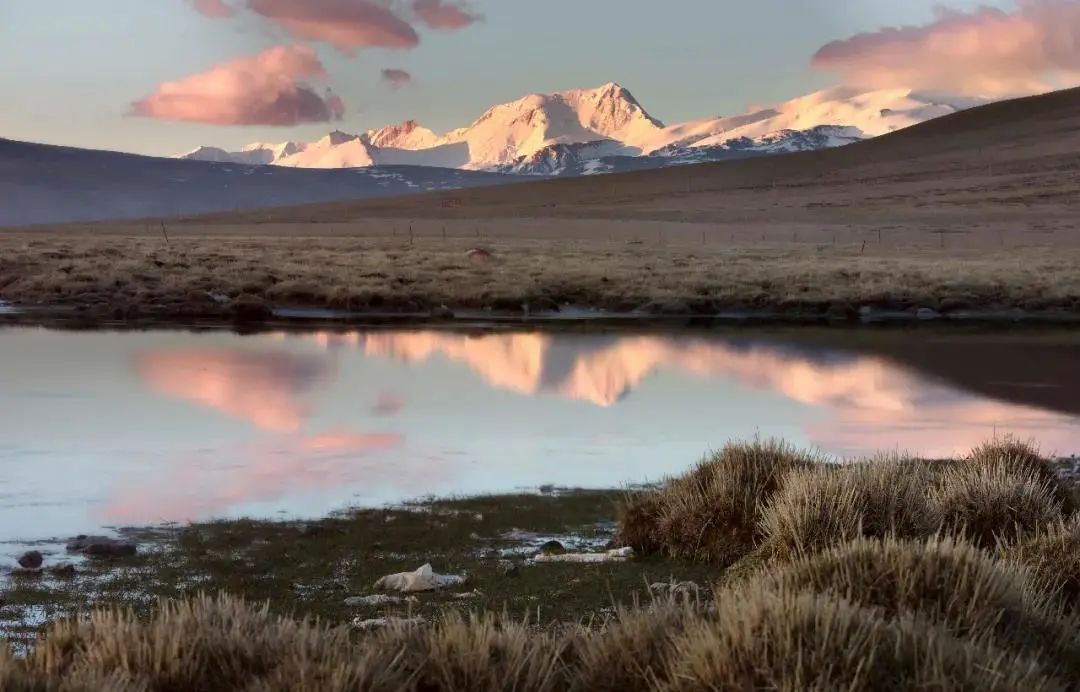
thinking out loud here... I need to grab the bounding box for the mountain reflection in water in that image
[1,327,1077,541]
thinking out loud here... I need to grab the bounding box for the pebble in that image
[538,540,566,556]
[17,551,43,570]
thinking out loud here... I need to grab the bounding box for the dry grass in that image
[613,491,663,554]
[932,462,1065,549]
[1009,516,1080,609]
[626,441,1075,566]
[667,588,1056,692]
[3,232,1080,321]
[762,536,1080,678]
[625,440,819,565]
[760,455,940,559]
[968,437,1075,513]
[2,585,1069,691]
[567,603,698,691]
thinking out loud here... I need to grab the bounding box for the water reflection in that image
[100,431,407,524]
[312,331,1080,458]
[136,350,332,433]
[0,326,1077,543]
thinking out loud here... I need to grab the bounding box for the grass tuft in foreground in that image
[1,584,1068,691]
[619,440,820,565]
[1008,515,1080,610]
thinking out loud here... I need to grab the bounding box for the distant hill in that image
[0,138,519,227]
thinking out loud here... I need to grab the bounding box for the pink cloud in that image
[381,68,413,89]
[411,0,481,30]
[131,44,345,126]
[811,1,1080,97]
[248,0,419,53]
[192,0,234,18]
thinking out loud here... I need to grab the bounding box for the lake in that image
[1,325,1078,550]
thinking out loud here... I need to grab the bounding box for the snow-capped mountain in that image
[180,84,982,177]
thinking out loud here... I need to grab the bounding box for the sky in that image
[3,0,1076,157]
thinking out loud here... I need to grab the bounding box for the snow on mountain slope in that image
[366,120,440,150]
[180,84,981,175]
[276,131,377,168]
[639,87,980,154]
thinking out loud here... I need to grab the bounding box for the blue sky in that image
[0,0,1020,156]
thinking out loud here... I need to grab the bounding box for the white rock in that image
[532,547,635,564]
[373,563,466,593]
[352,616,424,631]
[344,594,416,607]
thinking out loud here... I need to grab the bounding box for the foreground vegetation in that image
[4,438,1080,689]
[3,232,1080,322]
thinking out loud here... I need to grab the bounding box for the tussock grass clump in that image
[568,602,699,691]
[647,440,821,565]
[760,455,940,559]
[932,462,1064,549]
[968,437,1073,514]
[1009,516,1080,609]
[613,490,663,554]
[4,583,1073,691]
[762,536,1080,674]
[375,614,565,692]
[21,594,396,692]
[666,587,1058,692]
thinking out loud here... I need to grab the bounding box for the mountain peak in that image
[365,120,439,150]
[177,83,976,173]
[320,130,360,147]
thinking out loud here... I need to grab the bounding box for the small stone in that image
[17,551,43,570]
[538,540,566,556]
[465,248,492,261]
[49,563,77,578]
[497,560,520,578]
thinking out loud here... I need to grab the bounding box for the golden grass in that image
[968,437,1075,513]
[3,231,1080,319]
[1009,516,1080,610]
[667,588,1056,692]
[624,438,1076,571]
[2,584,1069,691]
[762,536,1080,678]
[760,454,940,560]
[619,440,819,565]
[932,462,1065,549]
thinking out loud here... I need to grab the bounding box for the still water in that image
[1,326,1078,546]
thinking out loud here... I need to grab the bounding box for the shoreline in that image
[5,302,1080,331]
